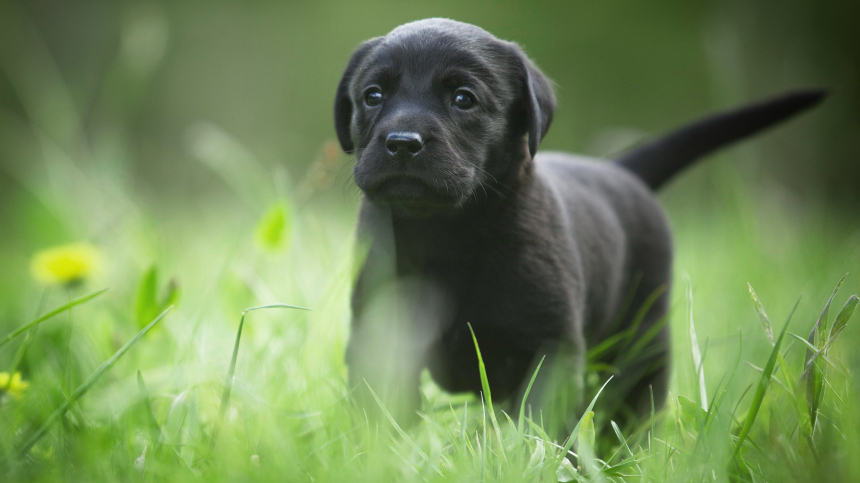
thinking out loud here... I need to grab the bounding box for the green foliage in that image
[134,266,179,329]
[254,201,292,255]
[215,303,310,441]
[1,4,859,478]
[1,208,859,483]
[0,288,108,349]
[16,306,173,457]
[732,297,797,459]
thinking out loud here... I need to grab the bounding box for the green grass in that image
[2,7,860,478]
[1,147,859,482]
[2,111,860,483]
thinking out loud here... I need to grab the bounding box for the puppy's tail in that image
[613,89,827,191]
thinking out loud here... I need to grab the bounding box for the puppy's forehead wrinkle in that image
[385,18,495,46]
[372,43,496,78]
[368,21,516,90]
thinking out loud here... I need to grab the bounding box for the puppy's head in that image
[334,19,555,214]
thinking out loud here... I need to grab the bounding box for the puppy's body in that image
[351,152,670,423]
[337,18,824,429]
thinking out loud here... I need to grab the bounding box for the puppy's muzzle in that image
[385,132,424,160]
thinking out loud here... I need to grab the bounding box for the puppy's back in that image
[534,152,673,339]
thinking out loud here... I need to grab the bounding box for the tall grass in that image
[2,6,859,479]
[1,227,857,482]
[1,85,858,480]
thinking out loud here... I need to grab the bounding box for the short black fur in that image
[334,18,825,432]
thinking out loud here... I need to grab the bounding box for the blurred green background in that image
[3,0,859,201]
[1,0,859,373]
[1,0,860,480]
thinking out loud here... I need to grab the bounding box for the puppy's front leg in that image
[348,275,449,426]
[346,310,424,425]
[347,203,445,425]
[514,338,587,441]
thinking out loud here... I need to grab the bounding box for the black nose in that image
[385,132,424,157]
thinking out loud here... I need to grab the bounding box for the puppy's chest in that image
[385,214,582,396]
[394,221,577,337]
[414,249,573,398]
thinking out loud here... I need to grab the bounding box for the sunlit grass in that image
[2,95,859,480]
[2,82,859,478]
[1,7,859,479]
[1,150,858,481]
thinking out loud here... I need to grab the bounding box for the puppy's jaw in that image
[353,146,477,213]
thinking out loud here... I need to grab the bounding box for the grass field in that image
[1,3,859,480]
[1,118,859,482]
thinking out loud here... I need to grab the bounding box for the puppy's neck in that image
[383,152,535,279]
[390,155,534,222]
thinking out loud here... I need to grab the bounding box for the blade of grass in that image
[17,305,173,456]
[517,355,545,444]
[800,278,846,436]
[467,323,505,462]
[704,330,742,435]
[462,401,468,446]
[625,314,671,363]
[750,284,804,402]
[9,290,50,373]
[811,274,847,344]
[610,421,637,465]
[0,288,108,349]
[827,295,858,344]
[137,371,161,451]
[687,277,707,411]
[480,390,487,479]
[732,298,799,459]
[580,410,596,450]
[587,331,629,363]
[576,410,604,480]
[794,294,856,440]
[217,303,310,423]
[501,410,516,431]
[802,274,846,404]
[789,333,821,354]
[619,286,666,352]
[9,332,34,374]
[748,284,774,345]
[588,287,667,365]
[649,385,655,461]
[522,438,546,478]
[554,376,613,471]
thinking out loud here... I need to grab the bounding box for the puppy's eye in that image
[452,90,475,110]
[365,88,383,107]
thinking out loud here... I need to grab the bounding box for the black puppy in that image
[335,18,824,431]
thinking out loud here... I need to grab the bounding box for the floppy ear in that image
[514,50,556,158]
[334,38,382,153]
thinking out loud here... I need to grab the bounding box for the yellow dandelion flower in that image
[0,371,30,399]
[31,242,101,286]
